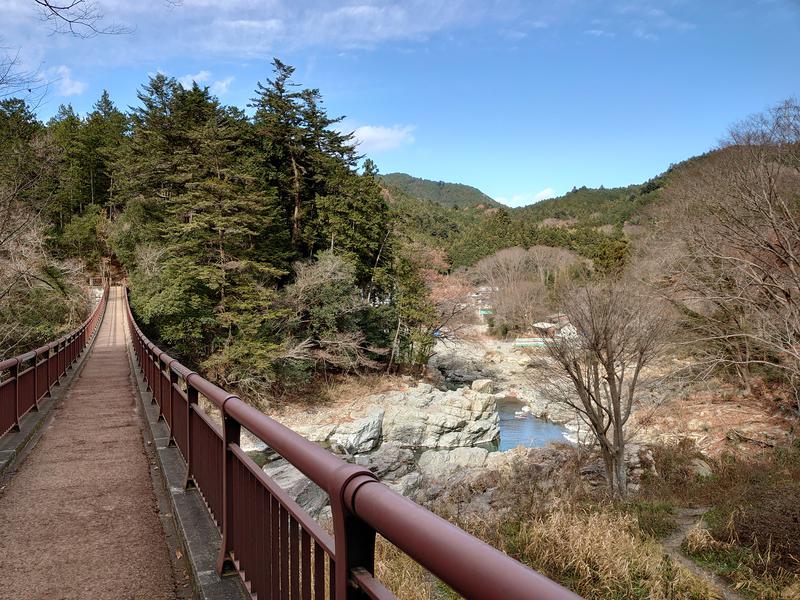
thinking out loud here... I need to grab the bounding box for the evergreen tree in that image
[84,91,127,214]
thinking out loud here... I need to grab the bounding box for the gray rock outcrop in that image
[328,408,384,455]
[262,459,329,518]
[381,386,499,448]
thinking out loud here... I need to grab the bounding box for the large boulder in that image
[294,423,337,445]
[382,405,429,447]
[262,459,329,518]
[417,447,490,479]
[471,379,494,393]
[382,387,499,449]
[689,457,713,478]
[328,408,384,455]
[354,442,415,480]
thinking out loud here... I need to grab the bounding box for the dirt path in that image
[661,507,747,600]
[0,287,180,600]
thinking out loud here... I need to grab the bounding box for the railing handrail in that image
[124,288,580,600]
[0,283,108,438]
[0,286,107,371]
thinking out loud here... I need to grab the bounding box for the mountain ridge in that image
[380,172,502,209]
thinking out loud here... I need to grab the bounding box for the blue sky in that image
[5,0,799,206]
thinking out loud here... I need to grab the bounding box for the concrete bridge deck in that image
[0,287,184,599]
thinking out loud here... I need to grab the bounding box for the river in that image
[497,400,570,451]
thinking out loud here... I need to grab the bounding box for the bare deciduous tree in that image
[664,98,800,410]
[542,279,671,497]
[472,246,588,333]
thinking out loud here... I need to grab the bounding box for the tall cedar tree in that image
[250,58,390,287]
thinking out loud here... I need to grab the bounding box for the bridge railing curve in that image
[123,289,579,600]
[0,284,108,438]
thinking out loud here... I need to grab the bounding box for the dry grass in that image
[375,506,713,600]
[457,506,716,600]
[374,537,444,600]
[683,526,800,599]
[266,372,411,422]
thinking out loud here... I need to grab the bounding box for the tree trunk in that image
[386,316,402,373]
[290,156,301,247]
[600,450,615,496]
[613,449,627,498]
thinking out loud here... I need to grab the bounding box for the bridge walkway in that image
[0,287,182,599]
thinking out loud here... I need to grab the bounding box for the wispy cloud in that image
[48,65,87,96]
[534,187,557,201]
[3,0,703,74]
[177,70,234,95]
[618,3,695,41]
[210,76,234,95]
[178,70,211,87]
[496,194,528,207]
[496,187,557,207]
[351,124,415,152]
[585,28,614,38]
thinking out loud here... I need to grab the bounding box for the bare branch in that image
[32,0,132,37]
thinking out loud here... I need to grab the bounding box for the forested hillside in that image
[1,60,449,402]
[515,177,664,227]
[380,169,666,272]
[3,55,797,421]
[380,172,501,208]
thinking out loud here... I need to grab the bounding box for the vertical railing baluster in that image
[328,555,335,600]
[290,517,300,600]
[216,397,240,576]
[330,468,378,600]
[32,357,38,412]
[271,496,280,599]
[257,486,267,597]
[168,364,177,447]
[46,346,52,396]
[301,529,311,600]
[10,360,20,432]
[184,380,198,489]
[280,506,289,596]
[314,543,324,600]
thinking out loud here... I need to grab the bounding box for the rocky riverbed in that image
[427,333,587,439]
[242,375,584,519]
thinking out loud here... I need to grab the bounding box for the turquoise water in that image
[497,401,570,451]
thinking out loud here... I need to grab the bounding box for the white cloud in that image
[585,28,614,38]
[534,187,557,201]
[210,76,234,95]
[496,187,557,208]
[177,70,234,95]
[178,70,211,87]
[352,124,415,153]
[48,65,87,96]
[618,4,695,41]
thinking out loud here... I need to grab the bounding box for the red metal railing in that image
[0,285,108,438]
[124,289,579,600]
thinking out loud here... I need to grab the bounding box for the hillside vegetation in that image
[2,47,800,599]
[380,172,502,208]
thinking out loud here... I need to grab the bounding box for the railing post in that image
[57,340,63,381]
[329,466,380,600]
[46,346,52,397]
[156,355,165,422]
[10,359,20,432]
[216,396,241,577]
[183,377,198,490]
[167,364,177,447]
[32,356,39,412]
